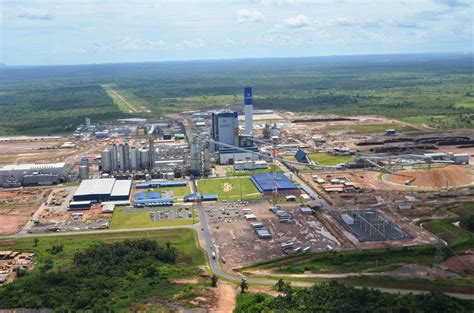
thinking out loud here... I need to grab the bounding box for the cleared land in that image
[323,123,417,134]
[307,152,353,166]
[386,165,473,189]
[110,207,198,230]
[0,189,47,235]
[197,177,263,201]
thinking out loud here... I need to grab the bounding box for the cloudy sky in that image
[1,0,472,65]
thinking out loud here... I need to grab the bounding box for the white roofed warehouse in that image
[73,178,132,202]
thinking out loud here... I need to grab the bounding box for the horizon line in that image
[1,51,472,68]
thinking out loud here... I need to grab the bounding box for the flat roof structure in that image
[110,180,132,200]
[73,178,132,202]
[250,173,298,192]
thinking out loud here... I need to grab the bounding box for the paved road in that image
[2,197,473,300]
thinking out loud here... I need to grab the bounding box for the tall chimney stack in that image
[244,87,253,136]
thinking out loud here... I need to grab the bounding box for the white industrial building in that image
[73,178,132,203]
[234,160,267,171]
[0,162,68,185]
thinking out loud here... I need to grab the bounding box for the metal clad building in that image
[211,111,239,148]
[0,162,68,185]
[73,178,131,202]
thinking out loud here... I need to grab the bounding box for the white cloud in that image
[284,14,310,28]
[261,0,296,5]
[17,8,53,20]
[118,36,166,50]
[180,39,206,48]
[237,10,266,23]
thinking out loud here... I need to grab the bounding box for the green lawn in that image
[324,123,417,134]
[0,228,205,268]
[307,152,353,166]
[424,219,473,248]
[197,177,263,201]
[151,185,192,201]
[110,206,198,230]
[225,164,282,177]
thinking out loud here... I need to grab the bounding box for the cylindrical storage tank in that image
[140,149,149,169]
[80,156,89,167]
[101,149,112,173]
[271,124,279,137]
[118,144,125,171]
[130,148,140,170]
[79,165,89,180]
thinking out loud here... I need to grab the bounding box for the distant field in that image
[450,204,474,217]
[323,123,417,134]
[110,206,198,230]
[423,219,473,248]
[0,228,205,267]
[1,54,473,134]
[197,177,262,201]
[307,152,353,166]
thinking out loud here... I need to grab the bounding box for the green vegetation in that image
[197,177,262,201]
[235,281,474,313]
[0,83,127,135]
[243,246,440,274]
[424,219,473,248]
[1,54,473,135]
[307,152,354,166]
[151,185,192,202]
[0,239,202,311]
[110,207,198,230]
[324,123,417,133]
[225,164,282,177]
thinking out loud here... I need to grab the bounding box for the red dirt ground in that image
[386,165,472,188]
[440,250,474,275]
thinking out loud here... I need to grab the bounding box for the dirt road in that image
[213,282,237,313]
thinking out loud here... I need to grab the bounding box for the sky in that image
[1,0,473,65]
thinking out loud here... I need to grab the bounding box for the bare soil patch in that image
[386,165,472,189]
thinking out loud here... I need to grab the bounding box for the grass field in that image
[151,186,192,202]
[242,246,438,274]
[225,164,282,177]
[324,123,417,134]
[307,152,354,166]
[424,219,473,248]
[110,206,198,230]
[0,228,205,268]
[197,177,263,201]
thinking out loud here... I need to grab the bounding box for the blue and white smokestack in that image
[244,87,253,136]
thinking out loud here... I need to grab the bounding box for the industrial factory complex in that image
[0,85,473,282]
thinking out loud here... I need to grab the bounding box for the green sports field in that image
[196,177,263,201]
[307,152,354,166]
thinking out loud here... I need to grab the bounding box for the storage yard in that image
[204,200,340,270]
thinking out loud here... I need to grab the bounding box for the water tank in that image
[271,124,279,137]
[130,148,140,170]
[79,165,89,180]
[101,149,112,173]
[140,149,149,169]
[80,156,89,167]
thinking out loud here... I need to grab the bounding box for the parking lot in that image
[204,200,341,270]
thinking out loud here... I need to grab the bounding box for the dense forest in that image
[0,53,472,134]
[0,239,193,311]
[235,280,474,313]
